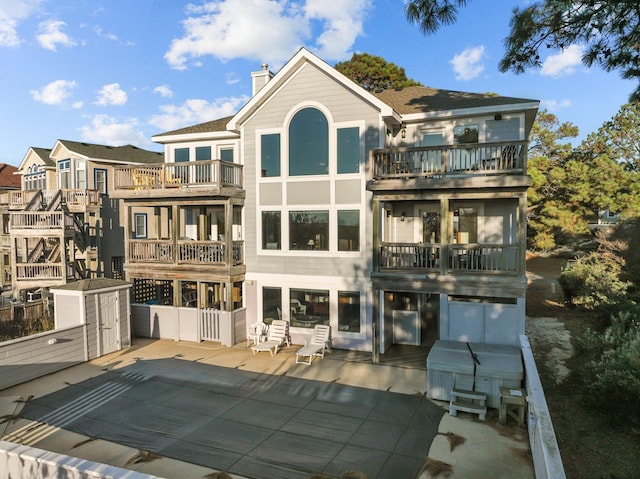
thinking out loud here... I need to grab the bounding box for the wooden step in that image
[449,388,487,421]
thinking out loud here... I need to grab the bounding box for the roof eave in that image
[152,130,240,144]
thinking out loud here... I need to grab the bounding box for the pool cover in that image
[17,359,443,479]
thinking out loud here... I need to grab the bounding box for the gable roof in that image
[227,47,399,131]
[0,163,20,189]
[51,278,131,292]
[54,140,163,164]
[152,116,237,143]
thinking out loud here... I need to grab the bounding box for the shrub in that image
[558,252,629,309]
[580,311,640,425]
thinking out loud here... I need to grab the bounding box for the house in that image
[113,48,538,359]
[0,163,21,289]
[10,140,162,298]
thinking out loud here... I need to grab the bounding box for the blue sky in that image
[0,0,635,166]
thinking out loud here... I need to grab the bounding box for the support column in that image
[440,198,449,275]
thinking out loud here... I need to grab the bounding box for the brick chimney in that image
[251,63,273,96]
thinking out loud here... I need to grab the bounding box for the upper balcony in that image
[367,141,530,192]
[10,189,100,211]
[112,160,244,199]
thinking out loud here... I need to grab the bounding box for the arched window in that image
[289,107,328,176]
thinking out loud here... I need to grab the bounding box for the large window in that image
[133,213,147,239]
[261,134,280,177]
[290,288,329,328]
[175,148,189,162]
[337,127,360,174]
[262,211,281,250]
[59,160,71,189]
[263,287,282,324]
[289,108,328,176]
[220,148,234,162]
[195,147,211,182]
[76,161,86,189]
[338,210,359,251]
[289,211,329,251]
[338,291,360,332]
[195,146,211,161]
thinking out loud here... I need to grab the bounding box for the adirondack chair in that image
[295,324,331,365]
[251,319,290,356]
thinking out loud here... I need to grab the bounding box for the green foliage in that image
[405,1,640,101]
[580,311,640,425]
[558,252,628,309]
[335,53,422,92]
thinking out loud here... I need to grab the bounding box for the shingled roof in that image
[155,116,234,137]
[58,140,163,164]
[30,147,55,167]
[372,85,536,115]
[0,163,20,189]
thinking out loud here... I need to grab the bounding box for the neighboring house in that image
[113,48,538,358]
[0,163,21,289]
[11,140,162,297]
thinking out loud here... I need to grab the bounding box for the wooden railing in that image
[129,239,244,266]
[370,141,527,180]
[10,189,99,209]
[15,263,64,281]
[10,212,73,229]
[379,242,519,273]
[114,160,243,190]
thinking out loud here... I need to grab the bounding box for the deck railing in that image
[129,239,244,266]
[379,242,519,273]
[10,189,99,209]
[114,160,243,190]
[15,263,64,281]
[370,141,527,180]
[10,212,73,229]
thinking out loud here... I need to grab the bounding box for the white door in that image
[99,292,120,355]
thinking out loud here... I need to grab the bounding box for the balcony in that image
[368,141,528,188]
[113,160,244,198]
[10,189,100,210]
[129,239,244,266]
[10,211,74,232]
[379,242,519,274]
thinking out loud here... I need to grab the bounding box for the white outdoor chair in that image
[246,321,268,347]
[295,324,331,365]
[251,319,290,356]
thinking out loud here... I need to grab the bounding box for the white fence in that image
[520,334,567,479]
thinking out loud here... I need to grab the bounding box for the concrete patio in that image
[0,338,534,478]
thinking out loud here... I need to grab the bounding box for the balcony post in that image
[440,198,449,275]
[372,198,380,273]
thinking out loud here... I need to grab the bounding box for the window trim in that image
[94,168,108,195]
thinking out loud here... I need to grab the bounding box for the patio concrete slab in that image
[0,338,534,479]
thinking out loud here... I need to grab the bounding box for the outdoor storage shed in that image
[427,340,523,408]
[51,279,132,359]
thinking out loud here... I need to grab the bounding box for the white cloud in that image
[37,20,76,51]
[78,114,152,148]
[154,85,174,98]
[149,96,248,132]
[31,79,77,105]
[164,0,369,70]
[540,99,572,111]
[450,46,486,81]
[0,0,43,47]
[96,83,128,106]
[541,44,584,78]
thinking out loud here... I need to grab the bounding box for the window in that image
[59,160,71,189]
[338,291,360,332]
[175,148,189,162]
[453,125,478,144]
[2,214,9,235]
[263,287,282,324]
[337,127,360,174]
[289,211,329,251]
[195,147,211,182]
[133,213,147,239]
[262,211,281,250]
[290,288,329,328]
[25,165,45,191]
[261,134,280,177]
[220,148,234,162]
[195,146,211,161]
[76,161,86,189]
[338,210,359,251]
[453,208,478,243]
[95,169,107,195]
[289,108,328,176]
